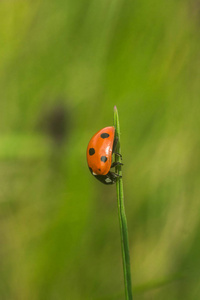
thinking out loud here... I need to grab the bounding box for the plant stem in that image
[113,106,133,300]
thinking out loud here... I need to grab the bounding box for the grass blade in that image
[113,106,133,300]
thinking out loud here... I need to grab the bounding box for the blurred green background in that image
[1,0,200,299]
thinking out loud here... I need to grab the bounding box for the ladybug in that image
[87,126,123,184]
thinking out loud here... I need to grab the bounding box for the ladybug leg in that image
[108,171,122,180]
[114,152,123,159]
[112,137,123,159]
[110,172,122,178]
[111,161,123,168]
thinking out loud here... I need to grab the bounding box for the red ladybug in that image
[87,126,122,184]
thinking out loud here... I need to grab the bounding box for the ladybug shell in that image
[87,126,115,176]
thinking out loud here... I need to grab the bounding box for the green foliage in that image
[0,0,200,299]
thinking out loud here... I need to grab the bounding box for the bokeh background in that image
[1,1,200,299]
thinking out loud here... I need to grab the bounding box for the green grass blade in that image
[113,106,133,300]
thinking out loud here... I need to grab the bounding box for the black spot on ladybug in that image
[89,167,93,173]
[101,156,107,163]
[89,148,95,156]
[101,133,110,139]
[98,168,101,172]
